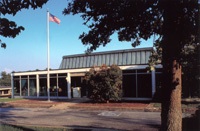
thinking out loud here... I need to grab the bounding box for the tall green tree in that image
[63,0,199,130]
[0,0,48,48]
[0,71,11,86]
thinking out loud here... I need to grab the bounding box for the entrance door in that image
[71,76,88,97]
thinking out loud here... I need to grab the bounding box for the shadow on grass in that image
[182,105,200,131]
[0,102,16,108]
[1,124,126,131]
[66,125,124,131]
[0,123,94,131]
[0,123,34,131]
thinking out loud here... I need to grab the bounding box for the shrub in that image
[84,64,122,103]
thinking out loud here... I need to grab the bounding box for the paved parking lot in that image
[0,107,161,131]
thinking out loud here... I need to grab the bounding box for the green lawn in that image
[0,124,91,131]
[153,101,200,109]
[0,98,23,103]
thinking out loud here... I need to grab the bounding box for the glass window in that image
[29,79,36,96]
[50,78,57,96]
[71,77,82,87]
[123,70,136,74]
[21,79,28,96]
[39,74,47,78]
[14,76,19,79]
[21,75,28,79]
[29,75,36,79]
[14,79,20,96]
[153,73,162,99]
[58,78,67,96]
[58,73,67,77]
[39,78,47,96]
[50,74,57,78]
[137,69,149,73]
[122,74,136,97]
[137,74,152,98]
[4,90,9,94]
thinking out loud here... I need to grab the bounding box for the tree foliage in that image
[64,0,162,53]
[182,44,200,98]
[0,0,48,48]
[149,37,200,98]
[64,0,199,130]
[84,64,122,103]
[64,0,198,53]
[0,71,11,86]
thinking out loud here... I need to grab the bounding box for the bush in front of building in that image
[84,64,122,103]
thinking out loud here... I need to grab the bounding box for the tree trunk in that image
[161,59,182,131]
[161,2,183,130]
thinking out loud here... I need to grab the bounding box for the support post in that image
[36,74,39,98]
[151,70,156,98]
[11,73,14,99]
[67,73,71,99]
[20,76,22,96]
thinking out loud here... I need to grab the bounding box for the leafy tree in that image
[149,38,200,98]
[0,0,48,48]
[0,71,11,86]
[64,0,199,130]
[182,44,200,98]
[84,64,122,103]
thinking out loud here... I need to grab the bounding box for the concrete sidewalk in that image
[1,98,156,111]
[50,98,92,109]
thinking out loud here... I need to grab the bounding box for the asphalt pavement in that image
[0,107,161,131]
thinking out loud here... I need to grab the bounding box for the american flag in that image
[49,13,61,24]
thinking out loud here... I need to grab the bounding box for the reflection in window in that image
[39,78,47,96]
[50,77,57,96]
[14,79,20,96]
[21,79,28,96]
[29,79,36,96]
[58,77,67,96]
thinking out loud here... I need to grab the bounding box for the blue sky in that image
[1,0,153,73]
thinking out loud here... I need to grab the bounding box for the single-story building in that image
[11,47,162,100]
[0,86,12,97]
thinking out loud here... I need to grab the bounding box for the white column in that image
[20,76,22,96]
[11,73,14,99]
[56,74,58,97]
[67,73,71,99]
[36,74,39,98]
[151,70,156,98]
[28,75,30,96]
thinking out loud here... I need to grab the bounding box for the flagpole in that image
[47,10,50,101]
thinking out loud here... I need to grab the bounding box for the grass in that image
[0,98,23,103]
[0,124,23,131]
[153,102,200,108]
[0,124,92,131]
